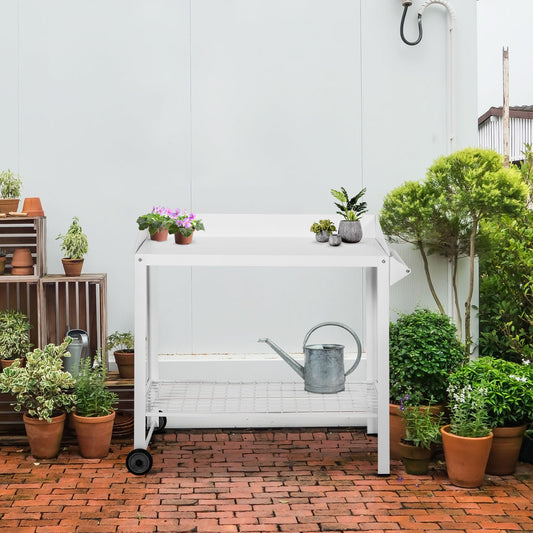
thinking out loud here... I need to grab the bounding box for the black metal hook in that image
[400,4,423,46]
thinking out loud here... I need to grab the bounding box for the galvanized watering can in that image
[258,322,362,394]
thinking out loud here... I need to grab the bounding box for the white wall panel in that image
[0,0,478,352]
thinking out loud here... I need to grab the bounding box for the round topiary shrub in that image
[390,308,466,405]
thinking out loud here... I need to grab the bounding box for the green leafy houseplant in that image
[0,169,22,198]
[74,351,118,417]
[137,206,175,236]
[390,309,466,405]
[106,331,134,353]
[56,216,88,259]
[0,310,32,361]
[310,219,336,235]
[331,187,368,221]
[399,394,443,449]
[107,330,134,379]
[0,338,76,422]
[447,356,533,428]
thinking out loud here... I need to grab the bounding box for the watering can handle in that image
[302,321,362,377]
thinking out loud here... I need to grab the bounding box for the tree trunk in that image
[417,241,446,316]
[451,255,463,342]
[464,218,478,356]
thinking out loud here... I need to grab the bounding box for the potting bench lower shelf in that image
[130,214,410,476]
[145,379,378,426]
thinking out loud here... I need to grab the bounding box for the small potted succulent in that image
[0,338,76,458]
[0,310,32,369]
[0,169,22,214]
[137,206,175,242]
[397,394,443,475]
[107,330,134,379]
[56,216,88,276]
[310,219,336,243]
[72,350,118,458]
[168,209,205,245]
[0,248,7,275]
[331,186,368,243]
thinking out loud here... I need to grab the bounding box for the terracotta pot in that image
[72,411,115,458]
[61,258,84,277]
[22,197,44,217]
[114,350,134,379]
[1,358,25,370]
[0,256,5,275]
[441,425,493,488]
[23,412,66,459]
[398,441,432,475]
[11,247,34,275]
[485,424,527,475]
[174,231,194,245]
[150,228,168,242]
[0,198,19,214]
[390,403,443,460]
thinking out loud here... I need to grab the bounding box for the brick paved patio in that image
[1,428,532,532]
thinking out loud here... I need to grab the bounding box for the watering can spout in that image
[258,338,304,379]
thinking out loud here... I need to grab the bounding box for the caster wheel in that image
[126,448,153,475]
[153,416,167,434]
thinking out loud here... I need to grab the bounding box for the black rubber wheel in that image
[153,416,167,434]
[126,448,153,475]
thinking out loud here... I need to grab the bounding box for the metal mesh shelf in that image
[146,380,377,418]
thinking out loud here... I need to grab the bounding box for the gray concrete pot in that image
[338,220,362,243]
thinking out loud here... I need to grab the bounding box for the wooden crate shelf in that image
[40,274,107,360]
[0,279,41,348]
[0,216,46,277]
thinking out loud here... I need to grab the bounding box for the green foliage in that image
[479,144,533,363]
[447,383,491,438]
[310,219,336,235]
[106,331,134,353]
[390,309,466,404]
[0,310,32,360]
[137,213,174,235]
[0,169,22,199]
[399,394,443,449]
[447,356,533,428]
[0,339,76,422]
[74,351,118,417]
[380,148,528,353]
[56,216,88,259]
[330,187,367,221]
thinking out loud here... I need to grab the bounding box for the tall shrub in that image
[479,145,533,363]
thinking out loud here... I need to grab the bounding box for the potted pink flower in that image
[168,209,205,245]
[136,206,175,241]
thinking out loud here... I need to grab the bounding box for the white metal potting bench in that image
[128,214,409,475]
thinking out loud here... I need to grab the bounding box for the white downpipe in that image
[418,0,456,153]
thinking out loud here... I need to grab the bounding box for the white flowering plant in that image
[447,383,491,438]
[447,356,533,428]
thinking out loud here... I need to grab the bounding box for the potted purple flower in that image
[168,209,205,245]
[136,206,175,241]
